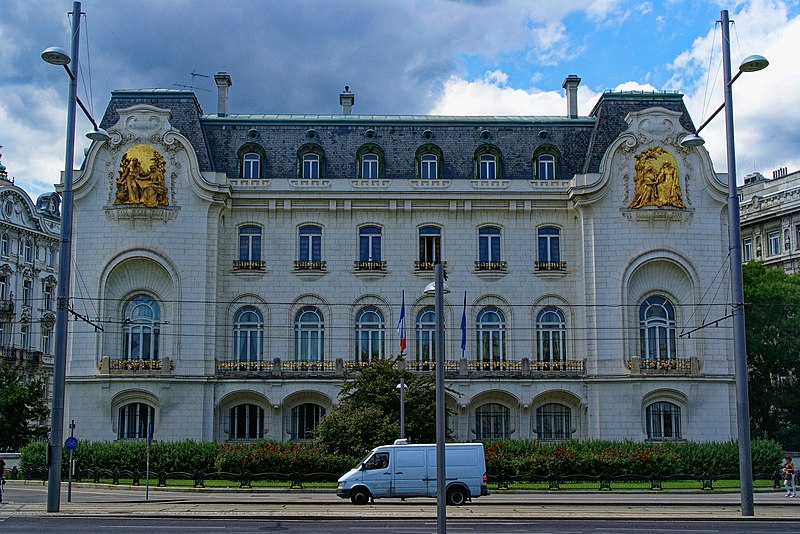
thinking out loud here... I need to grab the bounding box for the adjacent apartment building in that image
[63,74,738,444]
[0,151,61,407]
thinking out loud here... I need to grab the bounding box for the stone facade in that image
[63,76,736,444]
[0,153,60,405]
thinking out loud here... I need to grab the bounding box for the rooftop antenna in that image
[174,70,211,92]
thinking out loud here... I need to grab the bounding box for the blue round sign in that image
[65,436,78,450]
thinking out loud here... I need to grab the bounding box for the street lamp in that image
[41,1,109,513]
[396,357,407,440]
[424,263,449,534]
[680,9,768,517]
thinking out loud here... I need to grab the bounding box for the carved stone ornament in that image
[629,146,685,209]
[114,144,169,208]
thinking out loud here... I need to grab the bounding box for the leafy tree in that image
[315,357,449,457]
[0,364,50,451]
[743,261,800,450]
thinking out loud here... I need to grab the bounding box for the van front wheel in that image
[350,488,371,505]
[446,486,468,506]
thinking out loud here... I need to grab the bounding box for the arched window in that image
[478,226,501,262]
[361,154,379,179]
[228,403,265,440]
[535,402,571,440]
[295,307,324,362]
[475,403,510,440]
[415,306,436,365]
[639,295,677,361]
[533,146,560,180]
[415,145,444,180]
[536,307,566,362]
[355,307,385,362]
[238,225,262,263]
[289,403,326,441]
[474,145,502,180]
[477,307,505,363]
[242,153,261,179]
[123,295,161,361]
[303,154,319,179]
[357,144,384,179]
[646,401,681,440]
[234,307,263,362]
[118,402,155,440]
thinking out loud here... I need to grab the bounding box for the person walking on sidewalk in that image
[783,456,796,497]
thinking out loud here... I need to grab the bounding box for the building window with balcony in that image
[415,145,443,180]
[228,403,265,440]
[117,402,155,440]
[122,295,161,361]
[234,307,263,363]
[646,401,681,440]
[236,225,263,270]
[477,226,503,270]
[289,403,325,441]
[1,233,8,256]
[536,307,566,363]
[295,307,324,362]
[743,237,753,262]
[355,307,385,362]
[296,225,324,270]
[415,306,436,366]
[475,402,511,440]
[477,307,506,364]
[768,230,780,257]
[537,226,562,270]
[639,295,676,362]
[417,226,441,270]
[535,403,571,440]
[533,146,560,180]
[359,226,382,263]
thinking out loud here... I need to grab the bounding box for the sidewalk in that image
[2,481,799,521]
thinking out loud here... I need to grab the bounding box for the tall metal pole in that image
[721,9,754,517]
[399,375,405,440]
[47,0,81,513]
[434,262,446,534]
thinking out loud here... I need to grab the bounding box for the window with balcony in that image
[535,402,571,440]
[477,226,504,270]
[415,145,443,180]
[768,230,780,257]
[117,402,155,440]
[646,401,681,440]
[639,295,676,362]
[236,225,263,270]
[122,295,161,361]
[415,306,436,365]
[234,307,263,363]
[355,307,385,362]
[295,307,324,362]
[537,226,563,270]
[357,226,383,270]
[289,403,325,441]
[536,307,566,363]
[476,307,506,364]
[417,226,441,270]
[297,225,324,270]
[475,403,511,440]
[228,403,265,440]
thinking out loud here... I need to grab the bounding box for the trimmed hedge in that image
[19,438,784,482]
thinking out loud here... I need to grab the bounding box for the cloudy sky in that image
[1,0,798,199]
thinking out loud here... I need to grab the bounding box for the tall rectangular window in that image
[22,279,32,306]
[768,231,780,257]
[302,154,320,179]
[479,154,496,179]
[359,226,382,262]
[242,153,260,179]
[299,226,322,262]
[421,155,437,179]
[361,154,379,179]
[418,226,441,264]
[538,227,561,263]
[538,155,556,179]
[43,284,53,310]
[238,226,262,262]
[743,237,753,262]
[478,227,501,262]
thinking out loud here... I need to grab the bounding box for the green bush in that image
[213,440,357,480]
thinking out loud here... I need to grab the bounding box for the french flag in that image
[397,290,406,354]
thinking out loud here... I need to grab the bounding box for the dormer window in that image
[237,143,266,179]
[303,154,320,179]
[533,146,560,180]
[474,145,502,180]
[357,144,385,180]
[242,153,260,179]
[415,145,444,180]
[297,144,326,179]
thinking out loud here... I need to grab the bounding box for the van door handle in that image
[384,472,392,475]
[394,472,403,475]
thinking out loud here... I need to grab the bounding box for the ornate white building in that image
[0,150,61,406]
[64,75,737,444]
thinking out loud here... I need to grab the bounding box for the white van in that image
[336,440,488,505]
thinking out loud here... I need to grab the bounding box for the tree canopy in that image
[0,364,50,451]
[315,357,447,457]
[743,261,800,450]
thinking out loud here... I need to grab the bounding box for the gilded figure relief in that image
[629,146,685,209]
[114,144,168,207]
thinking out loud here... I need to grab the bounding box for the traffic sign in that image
[65,436,78,450]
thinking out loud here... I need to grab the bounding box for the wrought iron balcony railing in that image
[414,260,447,271]
[233,260,266,271]
[475,261,507,272]
[535,261,567,271]
[294,260,327,271]
[354,260,386,271]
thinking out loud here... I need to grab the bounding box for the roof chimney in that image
[562,75,581,119]
[214,72,232,117]
[339,86,354,115]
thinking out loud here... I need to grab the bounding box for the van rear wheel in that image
[350,488,370,505]
[446,486,468,506]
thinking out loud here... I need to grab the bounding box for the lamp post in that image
[396,357,406,440]
[680,9,768,517]
[424,263,449,534]
[41,1,109,513]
